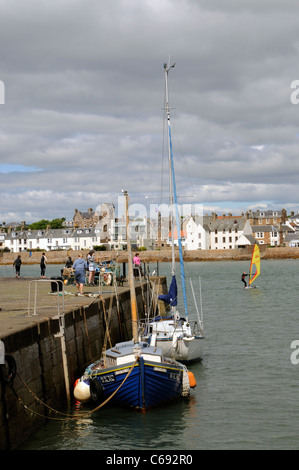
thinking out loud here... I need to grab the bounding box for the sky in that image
[1,0,299,225]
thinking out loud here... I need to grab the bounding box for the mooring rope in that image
[12,358,139,421]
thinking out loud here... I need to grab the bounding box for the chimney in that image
[281,208,287,224]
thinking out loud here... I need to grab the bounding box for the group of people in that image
[72,251,143,295]
[11,249,144,297]
[11,249,97,296]
[72,250,96,295]
[13,253,47,278]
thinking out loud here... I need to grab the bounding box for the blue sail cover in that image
[158,275,178,306]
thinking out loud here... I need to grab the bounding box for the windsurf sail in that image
[249,244,260,286]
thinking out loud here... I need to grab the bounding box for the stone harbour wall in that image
[0,280,166,450]
[1,246,299,266]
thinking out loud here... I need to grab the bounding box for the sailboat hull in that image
[141,317,204,362]
[74,342,190,411]
[155,336,204,362]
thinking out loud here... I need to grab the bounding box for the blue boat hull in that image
[87,356,185,411]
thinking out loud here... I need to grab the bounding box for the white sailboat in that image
[74,190,196,411]
[140,62,205,362]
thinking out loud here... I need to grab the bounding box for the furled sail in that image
[158,275,178,306]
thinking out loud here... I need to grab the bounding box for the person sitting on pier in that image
[133,253,143,277]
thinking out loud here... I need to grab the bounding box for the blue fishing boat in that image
[74,190,196,411]
[140,62,205,362]
[74,340,192,411]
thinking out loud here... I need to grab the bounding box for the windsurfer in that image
[241,272,249,288]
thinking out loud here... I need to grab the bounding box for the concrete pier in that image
[0,276,167,450]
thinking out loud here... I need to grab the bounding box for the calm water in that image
[2,259,299,450]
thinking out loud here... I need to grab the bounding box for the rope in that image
[82,307,93,363]
[89,358,138,414]
[13,358,139,421]
[14,373,81,421]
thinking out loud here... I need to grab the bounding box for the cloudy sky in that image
[1,0,299,224]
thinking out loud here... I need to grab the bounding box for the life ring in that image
[0,354,17,384]
[103,273,112,285]
[90,378,104,403]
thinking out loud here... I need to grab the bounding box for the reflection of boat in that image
[140,63,205,362]
[74,190,196,411]
[246,244,260,289]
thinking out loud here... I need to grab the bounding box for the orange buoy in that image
[188,371,196,388]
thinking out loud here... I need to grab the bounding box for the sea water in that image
[1,259,299,450]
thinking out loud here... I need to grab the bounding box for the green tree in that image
[28,217,66,230]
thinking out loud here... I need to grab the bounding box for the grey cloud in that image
[0,0,299,223]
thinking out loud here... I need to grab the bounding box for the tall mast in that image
[164,63,176,277]
[124,190,139,343]
[163,62,189,320]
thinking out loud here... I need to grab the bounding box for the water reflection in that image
[16,260,299,450]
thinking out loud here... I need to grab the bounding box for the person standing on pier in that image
[40,253,47,278]
[13,255,22,278]
[87,250,95,286]
[72,254,88,295]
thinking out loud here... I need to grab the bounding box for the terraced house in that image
[2,208,298,253]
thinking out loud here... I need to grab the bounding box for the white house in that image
[284,232,299,247]
[186,215,211,250]
[72,227,103,251]
[210,216,252,250]
[186,214,253,250]
[44,229,73,251]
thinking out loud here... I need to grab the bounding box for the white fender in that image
[172,333,179,350]
[74,378,91,402]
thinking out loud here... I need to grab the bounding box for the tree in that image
[28,218,66,230]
